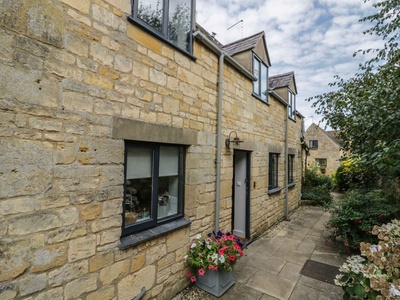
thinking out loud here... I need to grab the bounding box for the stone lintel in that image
[112,117,198,145]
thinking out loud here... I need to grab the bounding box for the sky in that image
[195,0,384,130]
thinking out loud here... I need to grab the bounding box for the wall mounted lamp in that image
[225,131,244,148]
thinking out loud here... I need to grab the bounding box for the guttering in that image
[193,30,255,233]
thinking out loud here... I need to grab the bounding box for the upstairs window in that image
[123,142,185,236]
[253,54,268,102]
[288,89,296,120]
[309,140,318,149]
[131,0,194,54]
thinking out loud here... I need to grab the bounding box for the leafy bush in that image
[335,220,400,300]
[334,158,378,192]
[327,189,400,253]
[301,185,332,206]
[302,164,333,206]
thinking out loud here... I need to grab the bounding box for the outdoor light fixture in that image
[225,131,244,148]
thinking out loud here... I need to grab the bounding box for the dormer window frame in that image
[252,53,268,103]
[288,88,296,120]
[129,0,195,56]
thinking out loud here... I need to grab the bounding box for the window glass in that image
[125,146,153,226]
[168,0,191,52]
[253,54,268,102]
[288,90,295,119]
[253,56,260,95]
[288,155,294,183]
[137,0,163,32]
[133,0,193,54]
[309,140,318,149]
[260,63,268,101]
[123,142,185,236]
[268,153,279,189]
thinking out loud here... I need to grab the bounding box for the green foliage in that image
[306,0,400,191]
[327,189,400,253]
[302,164,333,206]
[334,158,370,191]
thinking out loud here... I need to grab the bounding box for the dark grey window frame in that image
[309,140,318,149]
[288,88,296,120]
[288,154,295,184]
[268,153,279,190]
[252,53,268,103]
[122,141,186,237]
[129,0,195,56]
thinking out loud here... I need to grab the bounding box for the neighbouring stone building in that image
[0,0,305,299]
[305,123,343,176]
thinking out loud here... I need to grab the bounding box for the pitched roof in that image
[325,130,343,146]
[194,23,224,49]
[222,31,265,56]
[269,72,296,91]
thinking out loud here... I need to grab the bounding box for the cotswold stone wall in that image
[0,0,302,299]
[305,124,342,176]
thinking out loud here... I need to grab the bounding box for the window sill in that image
[288,182,296,188]
[252,93,269,105]
[268,187,282,195]
[119,218,191,249]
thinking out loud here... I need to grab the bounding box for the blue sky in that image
[196,0,383,129]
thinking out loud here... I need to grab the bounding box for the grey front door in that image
[233,150,250,239]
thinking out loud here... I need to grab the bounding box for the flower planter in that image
[195,267,234,297]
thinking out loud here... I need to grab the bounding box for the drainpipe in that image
[215,52,224,232]
[192,30,256,233]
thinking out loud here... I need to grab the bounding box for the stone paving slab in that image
[172,206,346,300]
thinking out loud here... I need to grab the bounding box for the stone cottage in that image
[0,0,305,299]
[305,123,343,176]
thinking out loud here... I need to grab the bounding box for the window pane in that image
[158,146,182,219]
[125,147,153,226]
[137,0,163,32]
[260,63,267,101]
[168,0,192,52]
[269,153,278,189]
[253,56,260,95]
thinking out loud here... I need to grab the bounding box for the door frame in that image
[232,150,251,239]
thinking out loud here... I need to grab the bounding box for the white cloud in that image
[196,0,384,127]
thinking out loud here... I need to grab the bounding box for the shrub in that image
[302,164,333,206]
[334,158,376,191]
[335,220,400,300]
[327,189,400,253]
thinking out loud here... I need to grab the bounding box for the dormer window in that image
[252,54,268,102]
[131,0,194,54]
[288,89,296,120]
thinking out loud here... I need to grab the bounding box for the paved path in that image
[175,206,347,300]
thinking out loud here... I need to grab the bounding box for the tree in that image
[307,0,400,185]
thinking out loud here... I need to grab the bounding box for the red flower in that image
[190,276,197,282]
[198,268,205,276]
[186,271,191,277]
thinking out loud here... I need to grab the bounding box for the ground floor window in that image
[123,142,185,236]
[288,154,295,184]
[268,153,279,190]
[316,158,327,173]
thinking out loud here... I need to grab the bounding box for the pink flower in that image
[213,265,218,270]
[186,271,191,277]
[190,276,197,282]
[198,269,205,276]
[199,253,203,257]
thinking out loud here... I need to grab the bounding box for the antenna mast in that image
[227,20,243,37]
